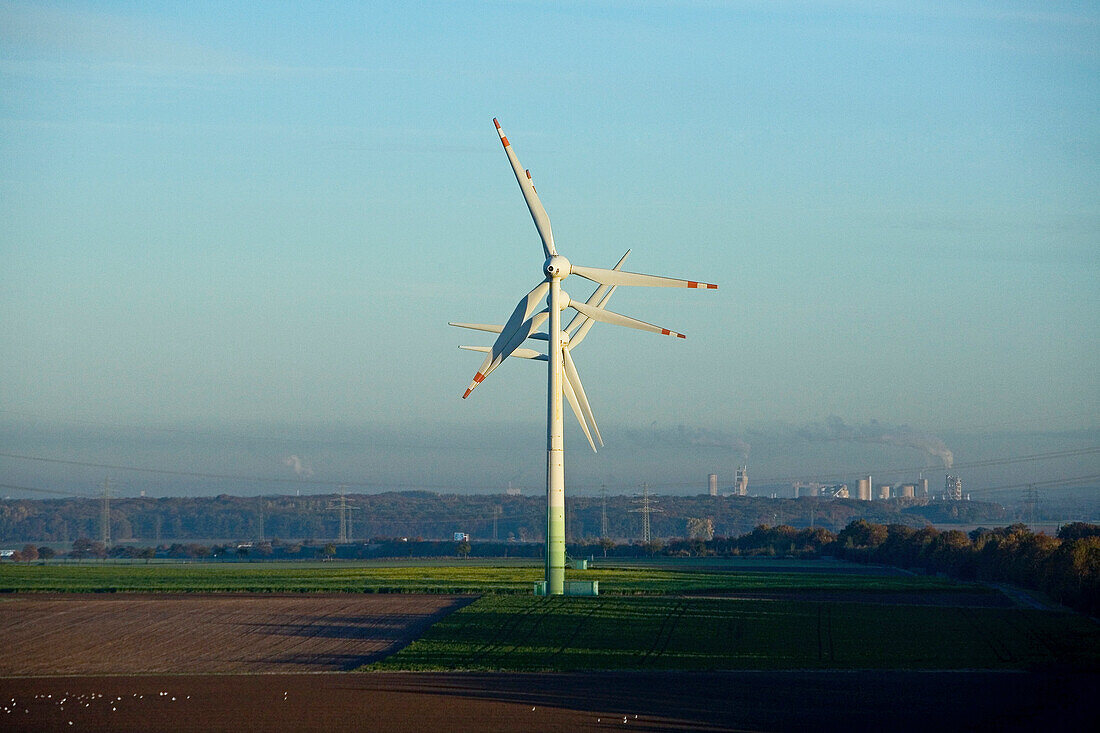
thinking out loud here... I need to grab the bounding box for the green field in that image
[0,559,966,595]
[3,558,1097,672]
[368,594,1100,672]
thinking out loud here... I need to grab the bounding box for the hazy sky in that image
[1,2,1097,495]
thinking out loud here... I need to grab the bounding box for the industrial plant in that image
[712,469,970,503]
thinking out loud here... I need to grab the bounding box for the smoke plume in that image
[625,423,751,459]
[799,417,953,468]
[282,455,313,477]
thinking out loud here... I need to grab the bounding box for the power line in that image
[0,482,97,498]
[2,445,1097,497]
[0,451,476,491]
[966,473,1100,495]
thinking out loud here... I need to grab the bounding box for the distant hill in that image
[0,491,1014,545]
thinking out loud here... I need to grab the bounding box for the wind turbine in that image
[454,118,717,595]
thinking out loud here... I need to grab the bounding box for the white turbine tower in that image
[454,118,717,595]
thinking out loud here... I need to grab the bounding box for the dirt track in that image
[0,594,471,674]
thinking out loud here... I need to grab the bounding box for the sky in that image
[1,1,1098,497]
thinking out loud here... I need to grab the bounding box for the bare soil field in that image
[0,670,1095,732]
[0,592,1094,730]
[0,594,472,675]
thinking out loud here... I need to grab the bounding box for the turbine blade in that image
[460,345,545,360]
[449,322,504,334]
[570,264,717,290]
[562,365,597,453]
[464,279,550,396]
[494,118,556,258]
[568,284,616,349]
[563,348,603,447]
[570,300,687,339]
[462,282,549,398]
[565,249,630,338]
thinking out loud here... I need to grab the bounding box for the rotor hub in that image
[544,255,571,279]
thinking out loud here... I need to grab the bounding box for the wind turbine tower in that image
[454,118,717,595]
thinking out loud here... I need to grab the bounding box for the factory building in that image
[734,466,748,496]
[944,475,963,501]
[818,484,849,499]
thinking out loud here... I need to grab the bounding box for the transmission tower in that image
[100,477,111,548]
[338,490,347,543]
[600,484,608,538]
[630,483,662,544]
[1022,485,1039,524]
[257,495,265,542]
[327,487,360,543]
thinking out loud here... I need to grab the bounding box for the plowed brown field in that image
[0,593,1093,731]
[0,594,472,675]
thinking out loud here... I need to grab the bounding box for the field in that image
[1,558,1096,730]
[371,594,1100,672]
[0,557,971,595]
[2,670,1096,732]
[0,594,470,675]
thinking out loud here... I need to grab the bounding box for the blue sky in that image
[1,1,1097,495]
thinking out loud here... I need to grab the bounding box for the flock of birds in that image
[2,690,190,725]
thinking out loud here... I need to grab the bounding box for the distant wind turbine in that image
[453,118,717,595]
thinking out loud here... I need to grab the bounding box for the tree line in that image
[5,519,1096,616]
[0,490,1009,545]
[829,520,1100,617]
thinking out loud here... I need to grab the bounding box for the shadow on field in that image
[243,597,478,671]
[364,669,1096,731]
[681,589,1015,607]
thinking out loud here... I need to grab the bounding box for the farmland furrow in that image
[957,607,1012,663]
[464,597,543,666]
[0,594,468,675]
[497,597,559,662]
[642,600,685,665]
[1000,608,1063,661]
[546,599,601,664]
